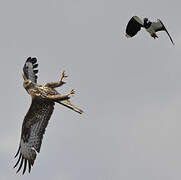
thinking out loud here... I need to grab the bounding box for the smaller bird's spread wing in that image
[23,57,39,83]
[14,98,54,174]
[152,19,174,45]
[126,16,144,37]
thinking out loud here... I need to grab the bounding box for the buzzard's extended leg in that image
[48,89,75,101]
[45,71,68,88]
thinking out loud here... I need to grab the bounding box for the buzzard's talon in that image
[68,89,75,97]
[60,71,68,82]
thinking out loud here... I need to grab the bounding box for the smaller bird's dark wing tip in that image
[158,19,166,30]
[156,19,175,45]
[125,16,143,38]
[171,42,175,45]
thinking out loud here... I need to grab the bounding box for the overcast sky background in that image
[0,0,181,179]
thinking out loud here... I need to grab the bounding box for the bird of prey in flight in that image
[14,57,83,174]
[125,16,174,45]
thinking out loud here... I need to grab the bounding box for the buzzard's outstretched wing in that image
[23,57,39,83]
[14,98,55,174]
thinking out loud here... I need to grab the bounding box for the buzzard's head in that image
[23,80,34,91]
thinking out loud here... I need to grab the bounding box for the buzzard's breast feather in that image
[14,98,55,174]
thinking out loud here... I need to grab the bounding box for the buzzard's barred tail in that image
[58,100,83,114]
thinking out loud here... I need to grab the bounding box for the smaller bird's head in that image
[143,18,148,22]
[143,18,151,28]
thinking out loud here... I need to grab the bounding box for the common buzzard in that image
[14,57,83,174]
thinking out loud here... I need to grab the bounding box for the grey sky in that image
[1,0,181,179]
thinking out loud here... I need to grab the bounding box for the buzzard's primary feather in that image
[23,57,39,83]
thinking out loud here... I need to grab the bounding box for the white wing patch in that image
[146,26,156,34]
[133,16,144,26]
[151,20,163,31]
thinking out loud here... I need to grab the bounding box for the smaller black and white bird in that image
[125,16,174,45]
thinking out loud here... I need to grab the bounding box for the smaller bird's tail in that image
[57,100,83,114]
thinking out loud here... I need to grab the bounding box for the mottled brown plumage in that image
[14,57,83,174]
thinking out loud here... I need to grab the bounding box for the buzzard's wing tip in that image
[79,110,84,114]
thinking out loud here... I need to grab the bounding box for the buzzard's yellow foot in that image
[68,89,75,97]
[60,71,68,82]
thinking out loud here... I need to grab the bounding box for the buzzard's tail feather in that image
[58,100,83,114]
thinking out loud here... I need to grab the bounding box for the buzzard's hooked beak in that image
[22,72,27,80]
